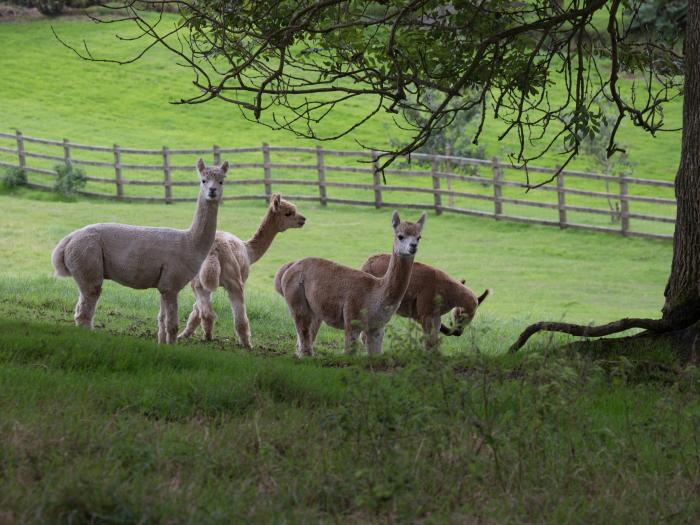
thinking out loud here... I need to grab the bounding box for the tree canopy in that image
[64,0,683,182]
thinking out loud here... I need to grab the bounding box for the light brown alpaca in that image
[178,194,306,347]
[361,254,490,348]
[51,159,229,344]
[275,211,425,357]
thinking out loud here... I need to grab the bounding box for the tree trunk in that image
[510,4,700,353]
[662,0,700,328]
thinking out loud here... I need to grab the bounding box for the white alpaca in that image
[275,211,425,357]
[51,159,229,344]
[177,194,306,347]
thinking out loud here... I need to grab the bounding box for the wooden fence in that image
[0,130,677,240]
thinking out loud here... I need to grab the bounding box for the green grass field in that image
[1,13,699,524]
[0,17,682,239]
[1,188,697,522]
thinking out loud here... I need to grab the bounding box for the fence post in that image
[431,159,442,215]
[62,138,72,168]
[556,167,567,229]
[371,150,382,209]
[316,145,327,206]
[162,146,172,204]
[15,130,26,171]
[620,176,630,236]
[262,142,272,200]
[113,144,124,199]
[491,156,502,219]
[213,144,221,166]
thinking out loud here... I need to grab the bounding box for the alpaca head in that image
[197,158,229,203]
[269,194,306,231]
[446,306,473,337]
[391,211,426,256]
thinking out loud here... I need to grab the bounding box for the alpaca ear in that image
[196,158,206,174]
[391,211,400,229]
[271,193,281,210]
[416,212,427,229]
[220,160,229,177]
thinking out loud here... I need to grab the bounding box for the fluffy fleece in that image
[361,254,489,348]
[51,159,229,344]
[178,194,305,347]
[275,211,425,357]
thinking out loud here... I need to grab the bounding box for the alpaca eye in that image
[417,236,421,241]
[201,179,205,184]
[285,212,293,217]
[398,235,405,241]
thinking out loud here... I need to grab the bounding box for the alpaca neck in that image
[187,194,219,255]
[245,208,279,264]
[379,250,414,306]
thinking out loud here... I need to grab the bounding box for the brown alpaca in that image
[361,254,490,348]
[178,194,305,347]
[275,211,425,357]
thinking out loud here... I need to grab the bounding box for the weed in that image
[53,163,86,196]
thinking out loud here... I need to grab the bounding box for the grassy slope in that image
[0,17,683,180]
[2,318,700,523]
[1,15,698,524]
[0,191,672,354]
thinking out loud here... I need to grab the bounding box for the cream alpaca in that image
[51,159,229,344]
[275,211,425,357]
[361,255,489,348]
[178,194,306,347]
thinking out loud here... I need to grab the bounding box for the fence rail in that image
[0,130,676,240]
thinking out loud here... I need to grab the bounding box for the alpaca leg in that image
[344,322,362,355]
[421,316,441,350]
[177,303,201,340]
[308,317,321,347]
[292,313,317,358]
[196,289,217,341]
[225,280,251,349]
[74,282,102,329]
[364,328,385,355]
[65,239,104,329]
[160,291,180,345]
[157,295,167,344]
[281,278,316,357]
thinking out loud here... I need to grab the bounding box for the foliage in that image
[1,167,26,189]
[34,0,64,16]
[564,96,635,222]
[63,1,684,176]
[1,19,683,181]
[628,0,687,36]
[577,99,634,177]
[53,163,86,196]
[392,90,486,160]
